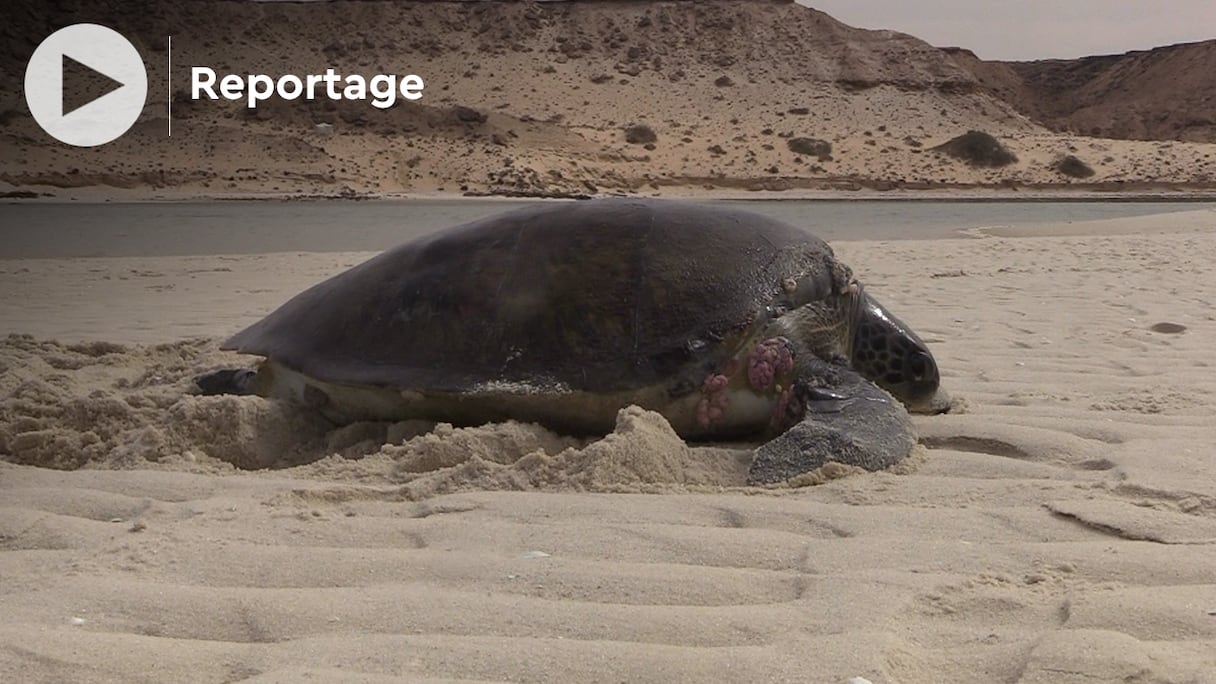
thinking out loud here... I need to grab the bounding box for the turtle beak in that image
[849,288,951,414]
[908,385,953,415]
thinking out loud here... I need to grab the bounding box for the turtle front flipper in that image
[748,360,916,485]
[795,385,852,414]
[195,368,259,396]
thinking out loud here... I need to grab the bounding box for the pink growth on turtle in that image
[770,385,799,430]
[696,373,731,428]
[748,337,795,390]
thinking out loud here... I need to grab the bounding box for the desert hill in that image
[1,0,1214,198]
[944,40,1216,144]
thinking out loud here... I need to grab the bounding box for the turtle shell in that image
[223,199,847,394]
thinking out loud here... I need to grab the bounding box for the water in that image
[1,199,1211,259]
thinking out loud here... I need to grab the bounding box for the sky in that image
[798,1,1216,61]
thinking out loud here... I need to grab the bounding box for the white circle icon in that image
[24,24,148,147]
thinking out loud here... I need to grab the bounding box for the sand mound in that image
[0,335,759,496]
[0,335,329,471]
[367,406,755,500]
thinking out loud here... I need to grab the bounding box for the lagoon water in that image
[1,198,1212,259]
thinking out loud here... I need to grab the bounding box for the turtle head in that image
[849,288,950,414]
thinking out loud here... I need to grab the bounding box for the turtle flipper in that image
[195,368,258,396]
[796,386,852,414]
[748,363,916,485]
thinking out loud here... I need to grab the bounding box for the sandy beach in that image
[2,208,1215,682]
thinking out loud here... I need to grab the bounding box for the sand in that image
[3,209,1216,682]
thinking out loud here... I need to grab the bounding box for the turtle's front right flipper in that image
[749,362,916,485]
[795,385,853,414]
[195,368,258,396]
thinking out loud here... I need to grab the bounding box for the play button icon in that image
[24,24,148,147]
[61,54,127,117]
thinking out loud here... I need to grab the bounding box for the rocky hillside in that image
[944,40,1216,143]
[2,0,1213,198]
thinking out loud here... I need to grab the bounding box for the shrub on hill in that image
[933,130,1017,167]
[1055,154,1095,178]
[787,137,832,161]
[624,124,657,145]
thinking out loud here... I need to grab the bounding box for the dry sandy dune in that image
[2,209,1215,681]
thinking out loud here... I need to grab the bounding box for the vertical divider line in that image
[168,35,172,137]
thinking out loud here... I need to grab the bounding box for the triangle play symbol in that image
[61,54,126,117]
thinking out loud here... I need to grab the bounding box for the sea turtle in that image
[197,198,949,483]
